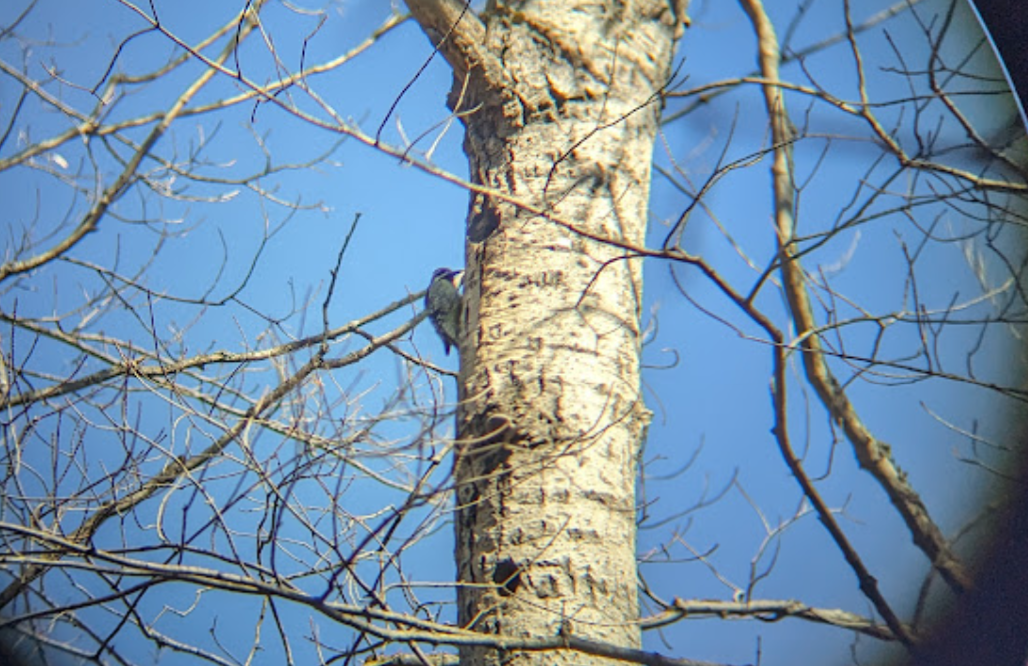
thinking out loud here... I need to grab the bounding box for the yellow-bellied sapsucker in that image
[425,268,463,355]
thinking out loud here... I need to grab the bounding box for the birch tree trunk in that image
[408,2,680,664]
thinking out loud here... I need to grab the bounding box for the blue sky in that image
[0,0,1023,664]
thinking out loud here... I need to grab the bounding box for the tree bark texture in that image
[408,2,678,663]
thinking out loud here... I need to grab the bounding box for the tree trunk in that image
[408,2,678,663]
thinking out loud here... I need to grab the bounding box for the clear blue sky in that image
[0,0,1022,664]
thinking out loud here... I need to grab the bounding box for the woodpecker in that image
[425,268,463,355]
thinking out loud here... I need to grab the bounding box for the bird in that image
[425,268,463,355]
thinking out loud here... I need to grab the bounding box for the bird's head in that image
[431,267,464,289]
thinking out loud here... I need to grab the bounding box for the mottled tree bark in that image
[407,2,679,663]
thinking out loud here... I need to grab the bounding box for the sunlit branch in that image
[740,0,971,607]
